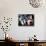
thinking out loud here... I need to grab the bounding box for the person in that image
[19,16,26,26]
[27,15,33,26]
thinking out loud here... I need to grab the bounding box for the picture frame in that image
[18,14,34,26]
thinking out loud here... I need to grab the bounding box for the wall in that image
[0,0,46,40]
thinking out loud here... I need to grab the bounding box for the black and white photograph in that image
[18,14,34,26]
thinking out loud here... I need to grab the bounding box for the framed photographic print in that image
[18,14,34,26]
